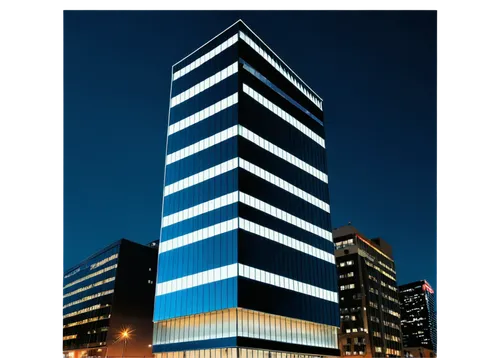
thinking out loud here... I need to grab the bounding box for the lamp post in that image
[121,329,129,358]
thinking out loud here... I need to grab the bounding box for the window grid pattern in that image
[173,34,239,81]
[63,289,114,309]
[243,83,325,147]
[63,304,102,319]
[239,31,322,110]
[63,263,117,289]
[171,62,238,108]
[169,93,238,136]
[63,277,115,298]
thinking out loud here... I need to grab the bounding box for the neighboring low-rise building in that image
[63,238,158,358]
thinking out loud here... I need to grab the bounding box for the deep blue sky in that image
[64,11,436,291]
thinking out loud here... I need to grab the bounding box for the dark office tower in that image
[399,281,437,357]
[333,225,403,358]
[63,239,158,358]
[153,20,340,358]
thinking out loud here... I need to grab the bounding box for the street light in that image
[120,329,130,358]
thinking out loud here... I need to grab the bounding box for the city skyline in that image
[64,11,437,292]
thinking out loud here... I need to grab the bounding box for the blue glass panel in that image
[167,105,238,153]
[169,75,238,125]
[239,91,327,173]
[172,46,238,97]
[240,58,323,126]
[238,230,336,291]
[164,137,238,185]
[238,277,338,326]
[238,203,333,253]
[239,169,330,230]
[172,25,238,73]
[154,277,237,321]
[238,137,330,202]
[157,231,238,282]
[163,171,238,216]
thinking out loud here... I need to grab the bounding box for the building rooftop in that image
[64,238,157,275]
[172,19,323,107]
[333,224,394,260]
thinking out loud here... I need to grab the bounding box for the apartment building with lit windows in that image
[333,225,403,357]
[153,20,340,358]
[63,239,158,358]
[399,280,437,357]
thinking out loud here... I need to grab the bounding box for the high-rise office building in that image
[333,225,402,357]
[63,239,158,358]
[399,280,437,357]
[153,20,340,358]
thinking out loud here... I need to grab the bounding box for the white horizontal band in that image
[239,158,329,212]
[166,125,327,184]
[243,84,325,147]
[164,158,238,197]
[171,62,238,108]
[159,218,238,253]
[239,263,337,303]
[155,263,338,303]
[159,216,333,265]
[156,264,238,296]
[239,31,322,110]
[161,191,238,228]
[238,126,328,183]
[164,157,328,213]
[173,34,238,81]
[162,190,330,241]
[238,218,334,264]
[239,192,331,242]
[168,92,238,136]
[166,125,238,165]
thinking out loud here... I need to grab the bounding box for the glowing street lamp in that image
[120,329,130,358]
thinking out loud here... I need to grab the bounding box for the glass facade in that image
[155,20,339,357]
[63,244,119,354]
[334,227,403,357]
[399,280,437,354]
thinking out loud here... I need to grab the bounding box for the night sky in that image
[64,11,436,291]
